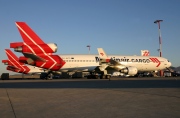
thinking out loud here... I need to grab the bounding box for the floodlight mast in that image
[154,20,163,57]
[87,45,91,54]
[154,20,163,77]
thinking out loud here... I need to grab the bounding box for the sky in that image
[0,0,180,74]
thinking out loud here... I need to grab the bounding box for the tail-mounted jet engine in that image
[13,43,58,54]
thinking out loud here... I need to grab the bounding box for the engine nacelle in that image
[4,62,9,65]
[47,43,58,53]
[14,46,22,52]
[14,43,58,54]
[120,66,138,76]
[35,55,65,71]
[2,60,9,65]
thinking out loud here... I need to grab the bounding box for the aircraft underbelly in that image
[135,63,163,71]
[60,64,97,72]
[135,63,155,71]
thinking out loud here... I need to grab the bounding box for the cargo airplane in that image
[10,22,65,72]
[10,21,171,79]
[141,50,150,56]
[96,48,171,78]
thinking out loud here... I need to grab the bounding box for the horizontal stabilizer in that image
[7,65,20,70]
[23,53,47,62]
[2,60,8,63]
[10,42,24,48]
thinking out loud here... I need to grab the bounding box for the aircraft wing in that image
[109,59,121,66]
[97,48,122,66]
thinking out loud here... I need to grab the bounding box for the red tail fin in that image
[15,22,45,45]
[5,49,19,61]
[4,49,30,73]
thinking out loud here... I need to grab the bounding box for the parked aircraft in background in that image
[2,49,44,74]
[10,22,65,71]
[97,48,171,78]
[141,50,150,56]
[9,21,171,79]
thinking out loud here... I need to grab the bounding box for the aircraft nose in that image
[168,62,172,67]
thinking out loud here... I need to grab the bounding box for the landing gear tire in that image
[87,75,92,79]
[106,75,111,79]
[95,75,99,79]
[100,75,106,79]
[87,75,99,79]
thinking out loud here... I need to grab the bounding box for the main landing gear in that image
[86,71,111,79]
[40,72,53,80]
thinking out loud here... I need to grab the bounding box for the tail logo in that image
[143,51,150,56]
[100,53,104,56]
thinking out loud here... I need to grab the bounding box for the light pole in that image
[154,20,163,76]
[154,20,163,57]
[87,45,90,54]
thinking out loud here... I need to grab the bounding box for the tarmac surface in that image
[0,77,180,118]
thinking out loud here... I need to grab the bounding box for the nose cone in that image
[168,62,172,67]
[169,62,171,67]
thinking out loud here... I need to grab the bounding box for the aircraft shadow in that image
[0,79,180,89]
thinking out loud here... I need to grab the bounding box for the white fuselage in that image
[58,54,171,72]
[27,65,45,74]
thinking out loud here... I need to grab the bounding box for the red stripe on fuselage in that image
[149,58,161,67]
[154,58,161,67]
